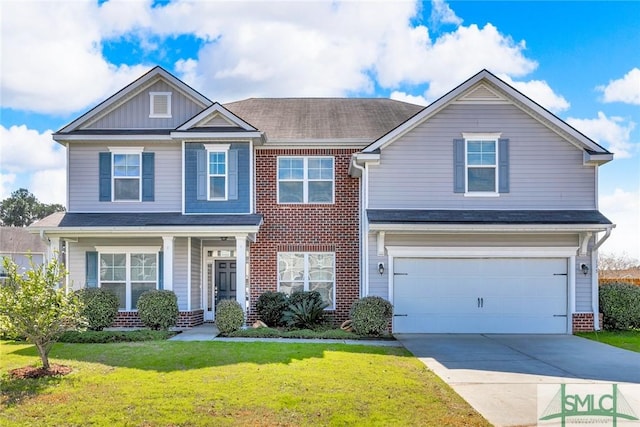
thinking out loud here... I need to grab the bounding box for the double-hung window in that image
[278,156,334,203]
[463,133,501,194]
[206,144,229,200]
[98,250,158,310]
[277,252,335,309]
[111,148,143,201]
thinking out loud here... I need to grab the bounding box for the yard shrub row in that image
[599,282,640,330]
[59,329,175,343]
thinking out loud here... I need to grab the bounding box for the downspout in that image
[350,155,367,297]
[590,227,613,330]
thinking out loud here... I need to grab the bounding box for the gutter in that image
[591,227,614,330]
[350,155,368,297]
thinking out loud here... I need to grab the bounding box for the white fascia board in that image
[53,134,173,142]
[584,152,614,165]
[177,103,257,131]
[261,138,371,147]
[386,246,579,258]
[36,226,261,238]
[354,152,381,163]
[170,131,263,139]
[368,223,614,233]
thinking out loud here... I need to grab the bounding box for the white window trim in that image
[109,147,144,202]
[149,92,172,118]
[277,252,336,310]
[277,156,335,204]
[205,144,230,201]
[96,247,161,311]
[463,133,500,196]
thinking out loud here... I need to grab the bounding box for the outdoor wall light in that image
[580,263,589,275]
[378,262,385,275]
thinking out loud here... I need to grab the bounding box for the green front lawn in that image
[576,330,640,353]
[1,341,489,426]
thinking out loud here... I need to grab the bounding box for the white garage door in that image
[393,258,568,334]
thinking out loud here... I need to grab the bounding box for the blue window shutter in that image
[196,149,207,200]
[158,251,163,290]
[498,138,510,193]
[453,139,465,193]
[142,152,155,201]
[86,251,98,288]
[99,153,111,201]
[228,149,238,200]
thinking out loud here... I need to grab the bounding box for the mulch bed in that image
[9,364,72,380]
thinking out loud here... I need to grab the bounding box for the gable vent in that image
[457,84,507,104]
[150,92,172,118]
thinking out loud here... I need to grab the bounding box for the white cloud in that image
[30,170,66,205]
[599,188,640,261]
[0,125,64,173]
[430,0,463,26]
[1,0,150,114]
[500,76,570,113]
[389,91,429,106]
[0,174,17,200]
[597,68,640,105]
[566,112,637,159]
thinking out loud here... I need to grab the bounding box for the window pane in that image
[101,283,125,309]
[278,253,305,281]
[308,254,334,280]
[100,254,126,281]
[278,158,304,179]
[131,254,157,281]
[468,168,496,192]
[279,282,304,296]
[310,282,333,307]
[210,176,226,198]
[132,283,156,309]
[308,181,332,203]
[467,141,496,166]
[113,154,140,177]
[279,182,303,203]
[308,158,333,179]
[114,178,140,200]
[209,152,226,175]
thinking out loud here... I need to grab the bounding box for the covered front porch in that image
[30,212,262,327]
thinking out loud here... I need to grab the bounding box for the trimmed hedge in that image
[255,291,289,327]
[75,288,119,331]
[350,296,393,336]
[137,290,179,330]
[59,329,175,343]
[600,282,640,330]
[216,299,245,334]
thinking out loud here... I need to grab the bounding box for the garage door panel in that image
[393,258,568,334]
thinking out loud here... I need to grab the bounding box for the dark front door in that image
[215,260,236,308]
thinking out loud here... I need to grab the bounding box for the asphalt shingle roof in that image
[31,212,263,228]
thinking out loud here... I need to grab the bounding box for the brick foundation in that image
[572,312,603,332]
[111,310,205,328]
[249,149,361,326]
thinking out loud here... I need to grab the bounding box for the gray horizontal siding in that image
[369,103,596,209]
[86,80,203,129]
[191,238,202,310]
[68,142,182,212]
[174,238,188,311]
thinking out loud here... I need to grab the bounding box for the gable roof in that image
[57,66,212,134]
[224,98,424,142]
[362,69,613,162]
[0,227,48,253]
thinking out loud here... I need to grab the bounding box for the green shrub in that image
[137,290,179,330]
[600,282,640,330]
[350,296,393,336]
[282,292,328,329]
[58,329,175,343]
[255,291,289,327]
[216,299,245,334]
[75,288,119,331]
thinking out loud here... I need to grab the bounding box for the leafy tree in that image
[0,256,85,370]
[599,252,640,279]
[0,188,65,227]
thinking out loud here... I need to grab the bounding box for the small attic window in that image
[149,92,172,118]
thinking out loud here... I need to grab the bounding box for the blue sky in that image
[1,0,638,259]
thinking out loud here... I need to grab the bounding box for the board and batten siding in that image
[368,103,596,210]
[86,80,204,129]
[68,142,182,212]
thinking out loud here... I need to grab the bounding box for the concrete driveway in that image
[395,334,640,427]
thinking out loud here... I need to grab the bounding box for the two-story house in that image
[31,67,613,333]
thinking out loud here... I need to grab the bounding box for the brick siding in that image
[572,312,603,332]
[111,310,205,328]
[249,148,361,325]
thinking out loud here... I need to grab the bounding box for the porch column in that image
[235,236,247,312]
[162,236,174,291]
[47,236,60,263]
